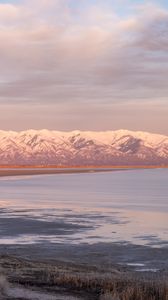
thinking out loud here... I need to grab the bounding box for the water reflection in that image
[0,169,167,247]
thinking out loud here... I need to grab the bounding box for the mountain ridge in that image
[0,129,167,166]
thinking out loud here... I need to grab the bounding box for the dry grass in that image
[0,273,8,298]
[37,267,168,300]
[99,292,120,300]
[1,256,167,300]
[99,282,168,300]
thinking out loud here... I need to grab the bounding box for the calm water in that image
[0,169,167,247]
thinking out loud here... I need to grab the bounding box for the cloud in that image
[0,0,168,133]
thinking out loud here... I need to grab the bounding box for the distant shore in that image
[0,167,125,177]
[0,165,167,177]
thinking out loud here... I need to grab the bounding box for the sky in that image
[0,0,168,134]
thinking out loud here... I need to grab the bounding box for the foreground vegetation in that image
[39,267,168,300]
[0,255,167,300]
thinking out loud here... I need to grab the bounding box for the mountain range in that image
[0,129,168,166]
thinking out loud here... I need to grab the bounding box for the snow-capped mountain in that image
[0,129,168,166]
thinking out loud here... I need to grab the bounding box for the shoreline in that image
[0,165,167,178]
[0,164,168,168]
[0,168,126,177]
[0,242,167,299]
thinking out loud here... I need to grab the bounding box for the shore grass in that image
[39,267,168,300]
[1,255,167,300]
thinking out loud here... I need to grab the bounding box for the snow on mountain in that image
[0,129,167,166]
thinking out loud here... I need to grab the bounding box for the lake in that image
[0,168,167,247]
